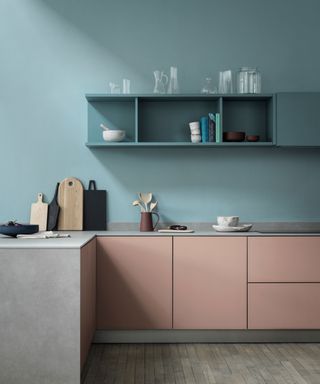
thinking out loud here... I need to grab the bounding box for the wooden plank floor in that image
[83,343,320,384]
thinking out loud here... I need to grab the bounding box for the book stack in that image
[199,113,222,143]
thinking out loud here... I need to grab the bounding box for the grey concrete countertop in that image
[0,231,96,249]
[1,225,320,248]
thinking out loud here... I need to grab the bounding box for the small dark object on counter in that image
[246,135,260,142]
[0,222,39,237]
[223,131,245,142]
[169,225,188,231]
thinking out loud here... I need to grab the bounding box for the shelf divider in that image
[219,97,224,137]
[135,97,139,143]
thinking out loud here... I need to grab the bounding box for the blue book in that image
[200,116,209,143]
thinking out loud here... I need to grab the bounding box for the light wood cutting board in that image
[30,193,48,231]
[58,177,84,230]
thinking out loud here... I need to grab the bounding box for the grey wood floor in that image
[83,343,320,384]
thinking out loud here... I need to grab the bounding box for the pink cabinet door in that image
[248,237,320,282]
[96,237,172,330]
[173,237,247,329]
[248,283,320,329]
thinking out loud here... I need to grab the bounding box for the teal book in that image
[200,116,209,143]
[215,113,221,143]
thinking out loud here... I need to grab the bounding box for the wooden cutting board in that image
[57,177,83,230]
[30,193,48,231]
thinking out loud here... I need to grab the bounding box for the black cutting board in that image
[47,182,60,231]
[83,180,107,230]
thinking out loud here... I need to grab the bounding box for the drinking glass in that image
[218,70,234,94]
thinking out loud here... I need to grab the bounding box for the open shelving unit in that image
[86,94,276,148]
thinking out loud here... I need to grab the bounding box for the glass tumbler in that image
[167,66,179,94]
[218,70,234,94]
[237,67,261,94]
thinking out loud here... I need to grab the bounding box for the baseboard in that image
[94,329,320,343]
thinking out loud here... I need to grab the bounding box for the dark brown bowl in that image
[223,131,245,142]
[246,135,260,142]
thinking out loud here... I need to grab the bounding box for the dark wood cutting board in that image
[84,180,107,230]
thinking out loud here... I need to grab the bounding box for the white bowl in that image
[217,216,239,227]
[103,130,126,142]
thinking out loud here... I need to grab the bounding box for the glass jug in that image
[153,70,168,94]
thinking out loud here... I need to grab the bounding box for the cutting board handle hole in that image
[68,181,73,187]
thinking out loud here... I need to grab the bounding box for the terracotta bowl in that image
[246,135,260,142]
[223,131,245,142]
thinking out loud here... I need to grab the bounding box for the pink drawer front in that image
[248,237,320,282]
[248,283,320,329]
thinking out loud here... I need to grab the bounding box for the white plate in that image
[212,224,252,232]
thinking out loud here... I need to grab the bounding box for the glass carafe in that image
[153,70,168,94]
[167,66,179,94]
[201,77,217,94]
[237,67,261,94]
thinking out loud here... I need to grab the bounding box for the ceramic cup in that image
[191,134,201,143]
[217,216,239,227]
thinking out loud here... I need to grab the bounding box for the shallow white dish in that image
[212,224,252,232]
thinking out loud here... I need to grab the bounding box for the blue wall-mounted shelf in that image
[86,94,276,148]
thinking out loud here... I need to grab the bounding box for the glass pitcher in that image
[153,70,168,94]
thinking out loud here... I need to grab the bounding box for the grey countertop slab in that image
[1,225,320,249]
[0,231,96,249]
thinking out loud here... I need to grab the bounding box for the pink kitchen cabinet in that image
[96,237,172,329]
[248,237,320,282]
[248,236,320,329]
[248,283,320,329]
[173,237,247,329]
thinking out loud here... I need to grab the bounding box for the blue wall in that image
[1,0,320,223]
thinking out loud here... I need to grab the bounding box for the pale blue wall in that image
[1,0,320,223]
